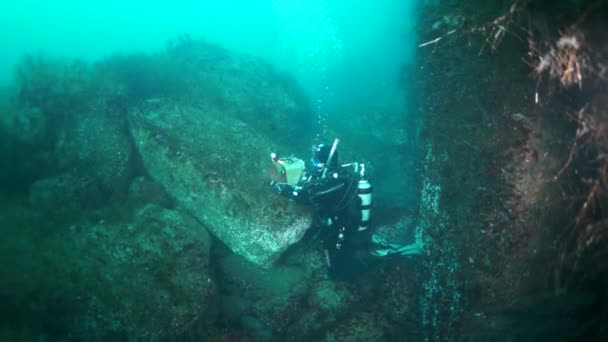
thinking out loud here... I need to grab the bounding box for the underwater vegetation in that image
[412,0,608,340]
[0,35,418,340]
[0,0,606,341]
[0,37,318,339]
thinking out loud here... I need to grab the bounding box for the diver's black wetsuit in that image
[275,164,374,279]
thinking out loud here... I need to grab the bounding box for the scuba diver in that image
[269,138,422,279]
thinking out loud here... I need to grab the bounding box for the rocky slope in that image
[0,39,323,339]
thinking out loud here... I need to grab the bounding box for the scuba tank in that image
[357,164,372,231]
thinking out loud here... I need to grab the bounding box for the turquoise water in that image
[1,1,425,339]
[1,0,607,340]
[0,0,415,105]
[2,0,420,204]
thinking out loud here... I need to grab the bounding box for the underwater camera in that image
[270,153,305,186]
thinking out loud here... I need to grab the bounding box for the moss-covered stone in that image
[129,102,312,266]
[322,312,386,342]
[26,105,135,214]
[0,203,215,340]
[127,176,174,208]
[28,172,107,220]
[283,279,357,339]
[53,108,134,198]
[216,252,308,340]
[309,280,353,313]
[412,0,608,339]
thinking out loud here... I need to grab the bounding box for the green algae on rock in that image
[70,205,216,340]
[128,102,312,266]
[322,312,387,341]
[0,204,215,340]
[216,251,309,339]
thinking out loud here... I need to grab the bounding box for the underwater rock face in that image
[285,279,357,339]
[127,176,174,208]
[163,39,313,146]
[322,312,387,341]
[28,172,106,217]
[1,204,215,340]
[54,109,134,198]
[0,55,135,196]
[25,110,134,213]
[128,102,311,266]
[0,106,47,145]
[216,252,308,340]
[65,204,216,340]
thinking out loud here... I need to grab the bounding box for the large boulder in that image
[213,241,364,340]
[284,279,358,339]
[321,312,388,341]
[127,176,174,208]
[164,39,313,145]
[0,203,216,340]
[2,56,135,198]
[25,108,135,215]
[28,172,107,220]
[216,252,309,340]
[54,108,134,199]
[128,102,312,266]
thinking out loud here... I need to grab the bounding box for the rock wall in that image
[2,3,605,338]
[0,39,320,339]
[412,0,608,339]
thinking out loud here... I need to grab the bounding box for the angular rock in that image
[322,312,387,341]
[28,172,106,218]
[216,252,308,340]
[285,279,357,338]
[165,40,313,145]
[127,176,173,208]
[2,56,134,197]
[309,280,355,315]
[0,106,47,145]
[376,265,420,335]
[128,102,312,266]
[55,109,134,199]
[0,105,56,192]
[71,205,216,340]
[20,106,134,212]
[1,203,216,340]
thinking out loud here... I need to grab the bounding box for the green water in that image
[1,0,606,340]
[0,0,415,105]
[0,1,422,340]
